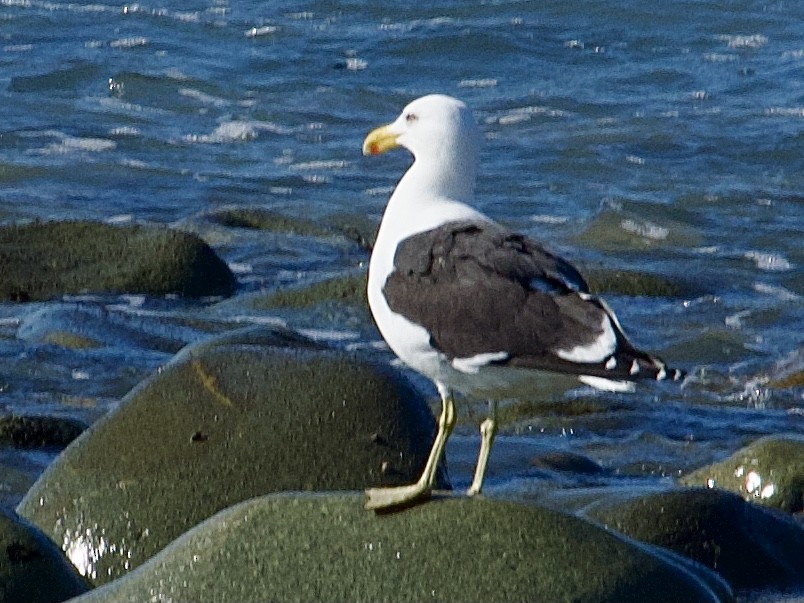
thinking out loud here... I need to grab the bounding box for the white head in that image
[363,94,481,201]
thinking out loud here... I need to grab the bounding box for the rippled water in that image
[1,0,803,596]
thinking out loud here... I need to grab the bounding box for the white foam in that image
[290,160,350,171]
[297,328,361,342]
[458,78,498,89]
[179,87,229,107]
[227,262,253,275]
[744,251,792,272]
[40,136,116,154]
[343,57,367,71]
[753,283,800,301]
[109,37,148,48]
[245,26,279,38]
[530,214,570,225]
[719,34,768,49]
[185,120,290,144]
[620,218,669,240]
[765,107,804,118]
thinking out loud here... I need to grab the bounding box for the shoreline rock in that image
[0,221,236,301]
[17,327,444,585]
[681,436,804,514]
[582,487,804,592]
[65,493,730,603]
[0,507,89,603]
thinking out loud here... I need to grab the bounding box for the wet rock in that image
[328,212,377,251]
[67,494,729,603]
[661,330,758,364]
[583,266,687,297]
[681,436,804,514]
[768,347,804,389]
[529,449,605,475]
[17,303,202,353]
[208,207,376,250]
[0,507,89,603]
[17,327,444,585]
[0,221,235,301]
[583,487,804,591]
[574,208,702,253]
[253,272,368,310]
[210,207,331,237]
[0,415,85,449]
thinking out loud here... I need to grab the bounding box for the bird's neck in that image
[376,157,486,248]
[392,153,476,210]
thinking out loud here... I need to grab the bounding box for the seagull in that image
[361,94,682,511]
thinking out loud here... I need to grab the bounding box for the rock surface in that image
[17,327,444,585]
[66,494,729,603]
[0,507,89,603]
[583,487,804,591]
[0,221,235,301]
[681,436,804,514]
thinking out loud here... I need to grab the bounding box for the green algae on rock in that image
[583,487,804,592]
[253,272,368,310]
[0,507,89,603]
[208,207,377,251]
[210,207,331,237]
[583,266,687,297]
[681,436,804,514]
[16,327,443,585]
[0,221,235,301]
[66,494,729,603]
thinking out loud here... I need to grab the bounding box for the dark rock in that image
[208,207,376,251]
[584,266,687,297]
[0,507,89,603]
[17,327,444,585]
[681,436,804,514]
[529,449,605,474]
[0,415,85,449]
[583,487,804,591]
[67,494,730,603]
[253,272,367,310]
[0,221,235,301]
[209,207,330,237]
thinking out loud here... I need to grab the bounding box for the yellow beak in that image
[362,124,399,156]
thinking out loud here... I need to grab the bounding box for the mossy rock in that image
[0,221,235,301]
[583,267,687,297]
[210,207,330,237]
[208,207,376,251]
[68,494,729,603]
[583,487,804,591]
[17,327,444,585]
[253,273,368,310]
[0,507,89,603]
[681,436,804,514]
[573,210,702,252]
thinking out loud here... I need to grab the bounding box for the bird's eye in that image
[405,112,418,123]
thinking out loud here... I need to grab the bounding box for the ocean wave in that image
[184,120,291,144]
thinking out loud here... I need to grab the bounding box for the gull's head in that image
[362,95,480,196]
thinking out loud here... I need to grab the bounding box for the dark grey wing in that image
[383,221,683,382]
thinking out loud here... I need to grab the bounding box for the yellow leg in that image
[467,399,497,497]
[365,384,456,511]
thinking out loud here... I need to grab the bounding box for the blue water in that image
[1,0,803,597]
